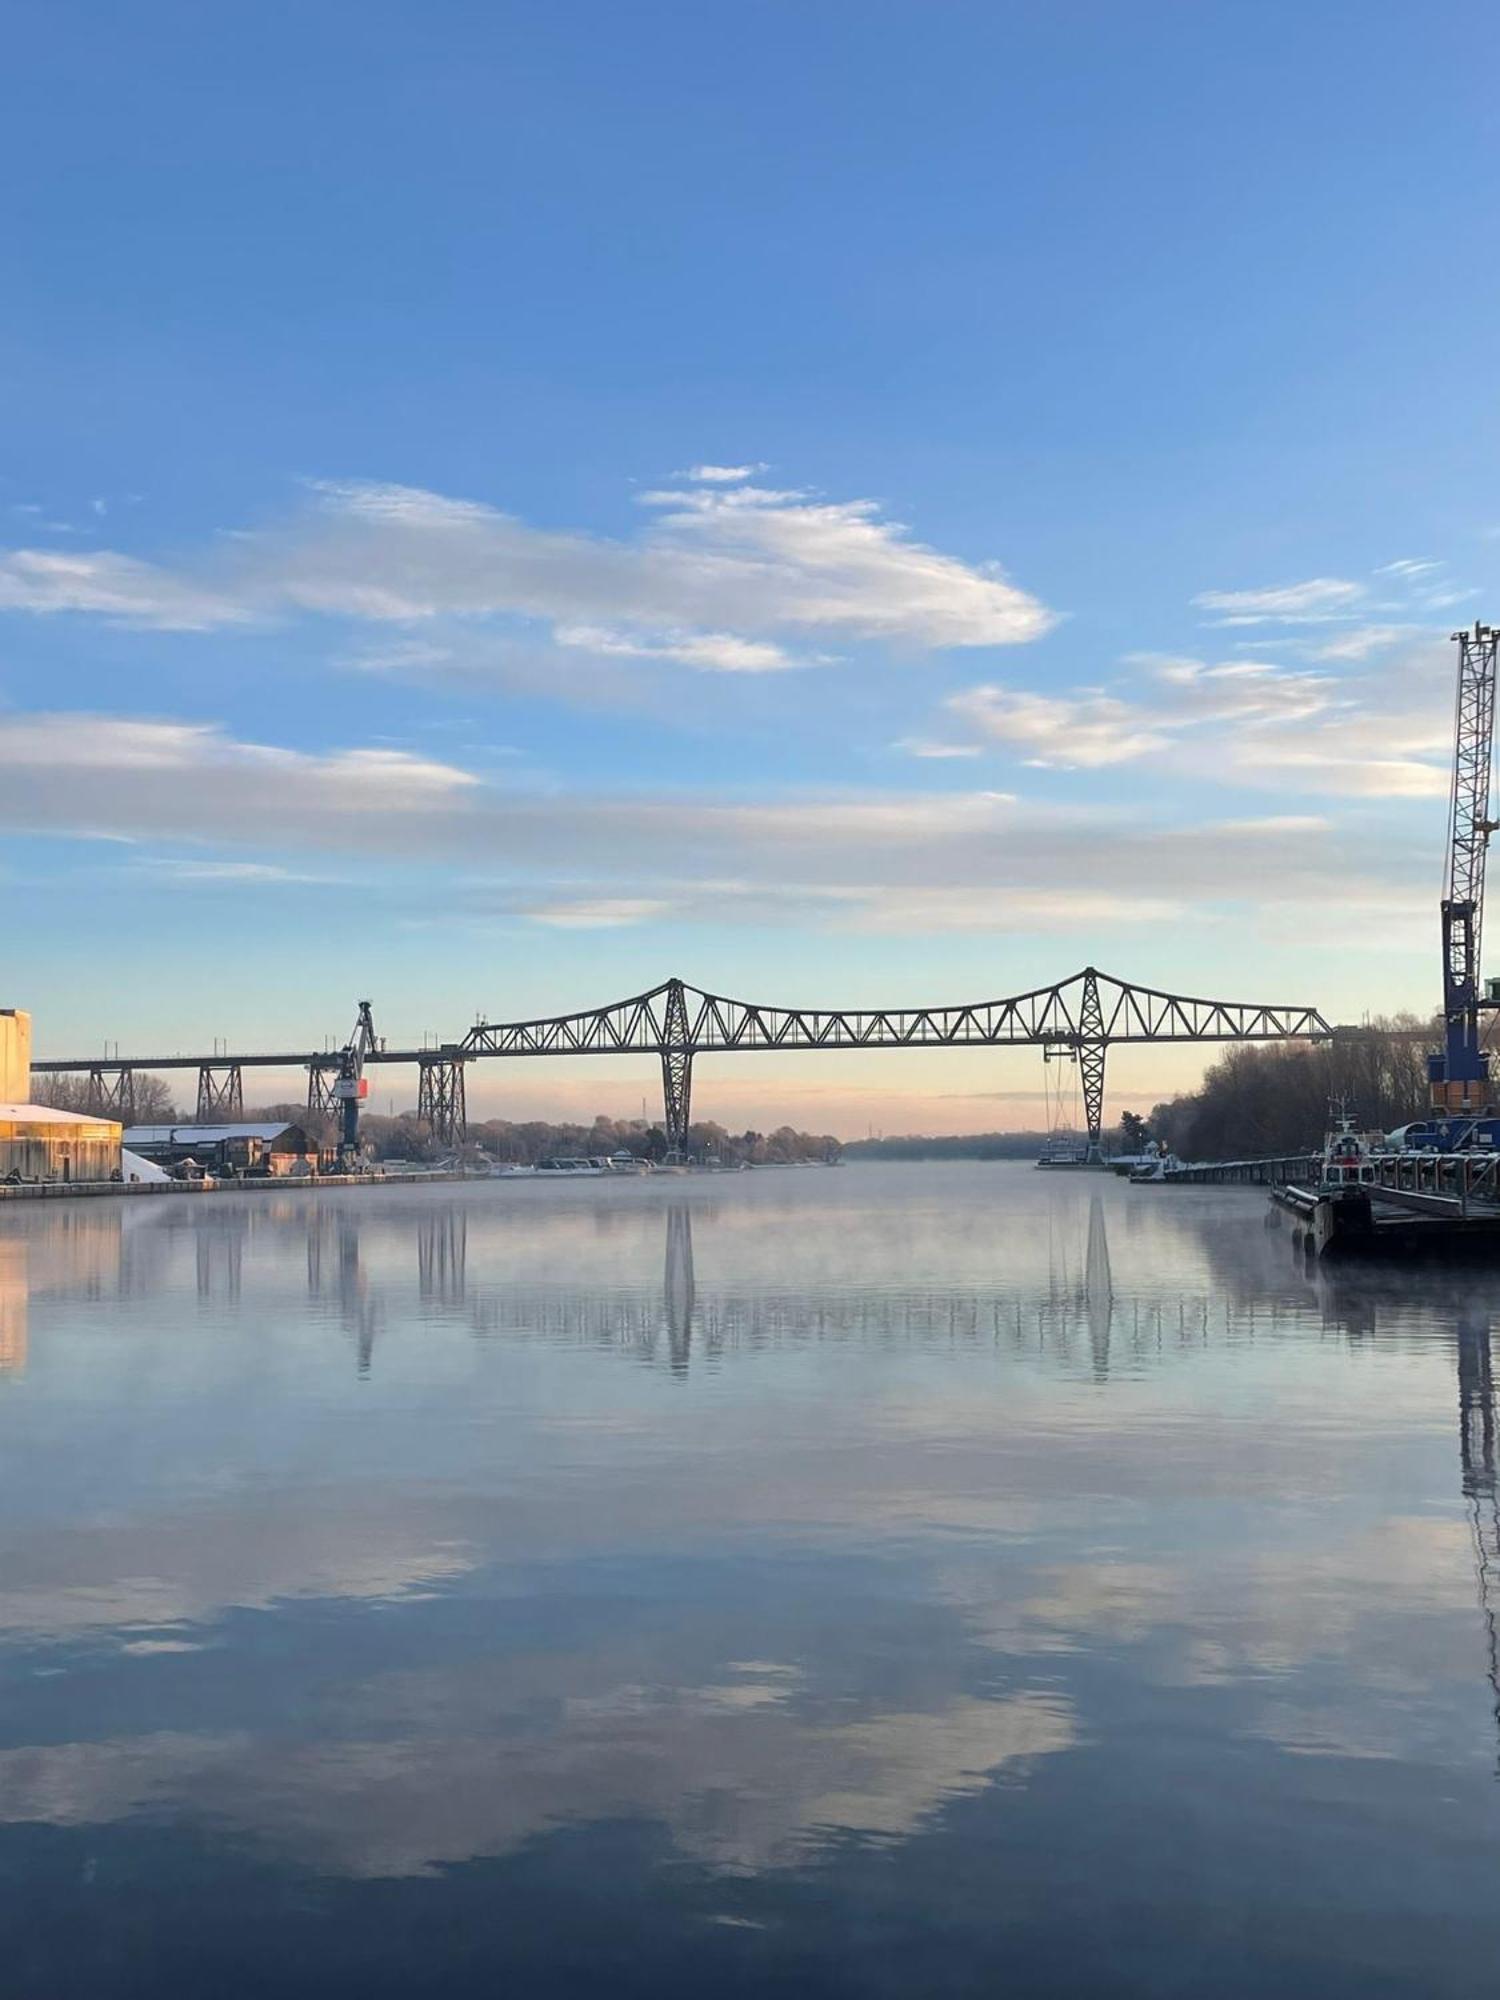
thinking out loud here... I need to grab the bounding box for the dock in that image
[1272,1151,1500,1257]
[1156,1154,1318,1187]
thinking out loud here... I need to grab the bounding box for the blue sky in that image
[3,1,1498,1132]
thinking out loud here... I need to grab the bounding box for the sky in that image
[3,0,1499,1135]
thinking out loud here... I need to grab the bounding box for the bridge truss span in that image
[35,966,1331,1161]
[461,967,1330,1060]
[460,967,1330,1158]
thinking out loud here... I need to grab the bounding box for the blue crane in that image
[1427,622,1500,1137]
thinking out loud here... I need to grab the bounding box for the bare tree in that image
[31,1073,180,1122]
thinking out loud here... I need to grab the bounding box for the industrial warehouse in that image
[0,1010,121,1184]
[121,1122,322,1178]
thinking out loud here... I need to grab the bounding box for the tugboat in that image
[1311,1104,1377,1191]
[1271,1103,1378,1253]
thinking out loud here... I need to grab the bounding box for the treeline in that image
[360,1112,841,1167]
[29,1077,840,1166]
[1148,1015,1435,1159]
[843,1130,1060,1161]
[843,1121,1150,1161]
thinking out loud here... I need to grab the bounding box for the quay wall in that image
[0,1170,473,1203]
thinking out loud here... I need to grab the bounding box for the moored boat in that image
[1036,1132,1092,1169]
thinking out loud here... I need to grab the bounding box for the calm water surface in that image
[3,1162,1500,1996]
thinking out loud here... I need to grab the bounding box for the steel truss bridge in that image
[31,967,1331,1157]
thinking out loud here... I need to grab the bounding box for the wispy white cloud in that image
[527,896,670,929]
[0,701,1441,946]
[835,887,1186,931]
[944,687,1172,767]
[554,623,806,673]
[0,714,477,805]
[0,475,1054,663]
[1192,577,1365,626]
[137,858,334,885]
[929,641,1456,801]
[892,737,984,760]
[944,658,1338,771]
[1195,559,1480,634]
[1230,751,1446,798]
[0,550,247,630]
[1307,624,1411,661]
[675,463,767,483]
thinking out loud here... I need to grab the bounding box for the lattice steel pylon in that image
[196,1063,243,1121]
[307,1064,338,1118]
[417,1052,468,1147]
[659,978,693,1159]
[86,1066,136,1124]
[1077,967,1107,1159]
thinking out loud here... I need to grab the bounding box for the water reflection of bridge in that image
[0,1193,1341,1383]
[5,1190,1500,1767]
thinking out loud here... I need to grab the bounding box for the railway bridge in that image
[31,966,1331,1159]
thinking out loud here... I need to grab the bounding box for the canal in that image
[2,1164,1498,1996]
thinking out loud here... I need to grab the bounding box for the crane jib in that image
[1434,624,1500,1113]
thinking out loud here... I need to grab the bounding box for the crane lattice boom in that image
[1436,623,1500,1109]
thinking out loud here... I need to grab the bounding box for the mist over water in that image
[3,1164,1499,1997]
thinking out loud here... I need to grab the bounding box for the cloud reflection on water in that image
[1,1167,1498,1934]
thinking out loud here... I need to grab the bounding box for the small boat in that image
[1036,1132,1092,1169]
[1308,1106,1377,1191]
[535,1157,604,1177]
[1128,1142,1180,1183]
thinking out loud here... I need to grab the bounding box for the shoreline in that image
[0,1169,475,1202]
[0,1162,843,1202]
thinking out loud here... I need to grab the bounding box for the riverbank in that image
[0,1162,839,1201]
[0,1168,475,1202]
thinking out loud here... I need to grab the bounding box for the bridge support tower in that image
[86,1065,137,1125]
[418,1051,468,1148]
[1079,967,1107,1162]
[659,979,693,1159]
[196,1063,244,1122]
[307,1063,338,1120]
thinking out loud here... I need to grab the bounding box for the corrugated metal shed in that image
[124,1123,298,1147]
[1,1102,118,1129]
[0,1101,121,1182]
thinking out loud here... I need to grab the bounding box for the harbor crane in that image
[308,1000,377,1164]
[1428,622,1500,1135]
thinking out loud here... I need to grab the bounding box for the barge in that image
[1272,1118,1500,1257]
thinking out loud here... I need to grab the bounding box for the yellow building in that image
[0,1010,29,1100]
[0,1009,122,1183]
